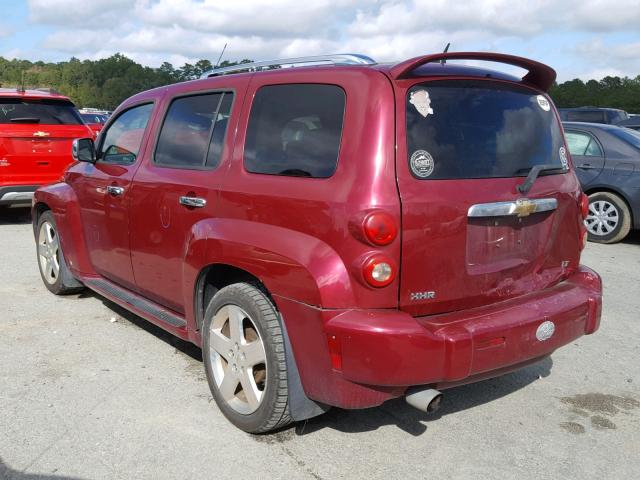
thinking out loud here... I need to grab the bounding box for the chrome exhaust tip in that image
[405,388,442,413]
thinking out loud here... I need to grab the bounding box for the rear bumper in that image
[0,185,38,205]
[278,265,602,409]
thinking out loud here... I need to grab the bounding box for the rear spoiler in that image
[388,52,557,92]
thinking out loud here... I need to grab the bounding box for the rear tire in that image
[202,283,292,433]
[36,211,84,295]
[585,192,631,244]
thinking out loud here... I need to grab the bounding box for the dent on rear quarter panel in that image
[34,183,94,277]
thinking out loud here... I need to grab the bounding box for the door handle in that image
[106,185,125,196]
[179,196,207,208]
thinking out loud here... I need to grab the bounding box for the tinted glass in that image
[155,92,232,168]
[565,131,603,156]
[406,80,566,179]
[567,111,606,123]
[0,98,83,125]
[611,110,629,123]
[100,103,153,164]
[80,113,107,124]
[609,127,640,150]
[244,84,345,178]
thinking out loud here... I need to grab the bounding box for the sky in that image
[0,0,639,82]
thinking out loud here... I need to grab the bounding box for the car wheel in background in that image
[203,283,292,433]
[36,211,84,294]
[585,192,631,244]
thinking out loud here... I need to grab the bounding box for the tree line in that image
[0,54,251,110]
[1,53,639,113]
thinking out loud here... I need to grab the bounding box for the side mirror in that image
[72,138,97,163]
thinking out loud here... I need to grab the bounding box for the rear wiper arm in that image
[9,117,41,123]
[517,164,566,194]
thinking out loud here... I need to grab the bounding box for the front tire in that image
[585,192,631,244]
[36,211,84,295]
[202,283,292,433]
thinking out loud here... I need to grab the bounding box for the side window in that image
[244,84,345,178]
[565,131,603,157]
[154,92,233,169]
[100,103,153,164]
[585,137,603,156]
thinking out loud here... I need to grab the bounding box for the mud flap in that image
[279,314,330,421]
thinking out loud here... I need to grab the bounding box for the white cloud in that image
[573,38,640,79]
[19,0,640,80]
[28,0,136,27]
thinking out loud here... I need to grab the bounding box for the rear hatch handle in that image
[517,164,567,194]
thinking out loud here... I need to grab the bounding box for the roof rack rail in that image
[33,87,62,95]
[201,54,376,78]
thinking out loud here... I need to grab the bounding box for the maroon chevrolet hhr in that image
[32,52,602,433]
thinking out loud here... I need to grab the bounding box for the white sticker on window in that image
[537,95,550,112]
[409,90,434,117]
[559,146,568,169]
[410,150,435,178]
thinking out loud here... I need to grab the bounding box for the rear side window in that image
[0,98,82,125]
[155,92,233,169]
[244,84,345,178]
[565,131,603,156]
[406,80,566,180]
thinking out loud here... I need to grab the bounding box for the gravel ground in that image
[1,206,639,480]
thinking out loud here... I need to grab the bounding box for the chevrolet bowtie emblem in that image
[33,131,50,137]
[514,199,537,217]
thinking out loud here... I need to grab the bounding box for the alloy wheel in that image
[38,221,60,285]
[209,304,267,414]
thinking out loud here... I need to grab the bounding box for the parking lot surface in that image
[1,206,639,480]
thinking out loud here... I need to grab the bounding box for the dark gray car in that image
[563,122,640,243]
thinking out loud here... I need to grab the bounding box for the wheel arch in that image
[194,262,329,421]
[32,201,51,235]
[32,183,95,277]
[193,263,270,331]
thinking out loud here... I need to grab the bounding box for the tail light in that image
[363,211,397,246]
[362,255,396,287]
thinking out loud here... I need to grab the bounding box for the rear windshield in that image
[610,127,640,150]
[406,80,566,179]
[0,98,83,125]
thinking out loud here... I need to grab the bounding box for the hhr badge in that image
[410,291,436,301]
[536,320,555,341]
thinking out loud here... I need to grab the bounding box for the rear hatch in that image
[0,97,92,186]
[397,79,583,317]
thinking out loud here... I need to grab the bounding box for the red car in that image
[32,52,603,433]
[0,88,93,207]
